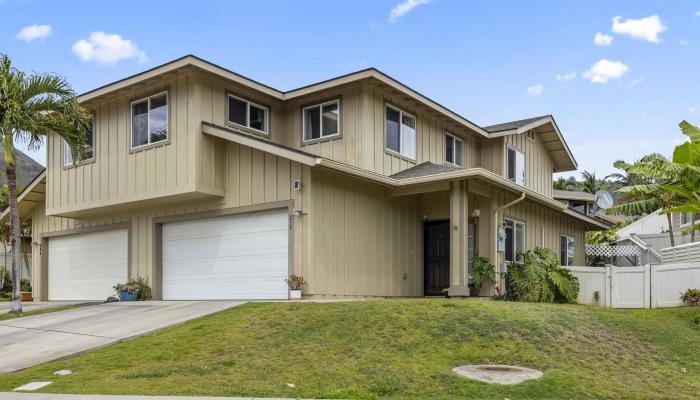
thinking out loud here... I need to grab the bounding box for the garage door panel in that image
[162,209,289,300]
[49,229,128,301]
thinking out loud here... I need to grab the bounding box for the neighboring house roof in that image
[389,162,463,180]
[483,116,551,133]
[78,55,577,172]
[617,209,669,237]
[0,169,46,223]
[552,189,594,202]
[0,146,45,188]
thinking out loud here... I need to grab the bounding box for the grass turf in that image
[0,299,698,399]
[0,304,83,321]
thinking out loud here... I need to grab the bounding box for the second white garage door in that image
[162,208,289,300]
[48,229,129,301]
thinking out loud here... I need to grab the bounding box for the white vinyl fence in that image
[565,263,700,309]
[661,241,700,264]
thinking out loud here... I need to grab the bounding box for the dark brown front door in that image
[424,220,450,296]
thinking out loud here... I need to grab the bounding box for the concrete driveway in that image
[0,301,244,373]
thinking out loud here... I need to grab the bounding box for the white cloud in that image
[628,75,645,87]
[72,32,147,65]
[556,71,576,81]
[388,0,431,23]
[526,84,543,96]
[689,107,696,113]
[16,24,52,42]
[593,32,613,46]
[612,15,667,43]
[582,59,629,83]
[696,11,700,17]
[680,39,690,46]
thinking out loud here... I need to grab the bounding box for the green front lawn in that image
[1,299,698,399]
[0,304,82,321]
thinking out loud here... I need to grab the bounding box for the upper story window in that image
[507,146,525,186]
[445,132,464,167]
[560,235,575,266]
[131,92,168,149]
[504,218,525,264]
[64,117,94,167]
[680,212,694,226]
[385,105,416,160]
[228,94,269,134]
[303,100,339,142]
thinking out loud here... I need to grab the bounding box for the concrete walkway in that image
[1,301,91,313]
[0,394,305,400]
[0,301,244,372]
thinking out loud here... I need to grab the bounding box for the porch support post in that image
[448,179,470,296]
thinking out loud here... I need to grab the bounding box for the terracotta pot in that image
[20,292,33,302]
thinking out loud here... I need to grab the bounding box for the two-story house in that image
[7,55,610,301]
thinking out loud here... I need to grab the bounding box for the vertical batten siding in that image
[32,141,309,300]
[305,169,422,297]
[505,132,554,197]
[46,72,224,215]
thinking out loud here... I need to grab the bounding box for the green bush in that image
[680,288,700,306]
[471,253,495,289]
[20,278,31,292]
[508,247,580,303]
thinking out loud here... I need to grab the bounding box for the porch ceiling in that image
[0,170,46,223]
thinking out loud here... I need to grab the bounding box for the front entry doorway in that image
[424,220,450,296]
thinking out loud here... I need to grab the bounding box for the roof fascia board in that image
[201,122,317,166]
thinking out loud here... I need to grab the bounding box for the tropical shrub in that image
[471,253,495,289]
[508,247,580,303]
[20,278,31,292]
[681,288,700,306]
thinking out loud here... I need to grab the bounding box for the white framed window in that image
[131,92,168,149]
[560,235,575,266]
[64,116,95,166]
[385,104,416,160]
[303,99,339,142]
[504,218,525,264]
[680,212,693,227]
[507,146,525,186]
[227,94,269,134]
[445,132,464,167]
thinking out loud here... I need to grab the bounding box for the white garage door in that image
[49,229,128,301]
[162,208,289,300]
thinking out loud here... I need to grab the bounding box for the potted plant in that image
[470,253,495,297]
[20,278,32,301]
[285,274,306,300]
[113,280,139,301]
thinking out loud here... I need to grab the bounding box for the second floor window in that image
[132,92,168,149]
[64,117,94,166]
[385,105,416,159]
[445,133,464,167]
[560,235,575,266]
[303,100,339,142]
[507,146,525,186]
[570,201,587,215]
[228,94,269,134]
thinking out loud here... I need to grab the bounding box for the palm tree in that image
[610,121,700,247]
[553,176,578,191]
[0,54,91,313]
[578,170,598,194]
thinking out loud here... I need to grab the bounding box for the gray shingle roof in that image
[483,115,551,133]
[552,189,595,201]
[390,162,463,180]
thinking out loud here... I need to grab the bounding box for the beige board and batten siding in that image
[47,71,226,217]
[505,132,554,198]
[31,139,310,300]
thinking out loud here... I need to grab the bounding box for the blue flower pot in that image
[119,291,138,301]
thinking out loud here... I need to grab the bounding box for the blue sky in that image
[1,0,698,178]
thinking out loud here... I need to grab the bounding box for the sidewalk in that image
[0,393,311,400]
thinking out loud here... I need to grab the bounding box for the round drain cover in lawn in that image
[452,365,543,385]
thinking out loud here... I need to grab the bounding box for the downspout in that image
[493,192,526,296]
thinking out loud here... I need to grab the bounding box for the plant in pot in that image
[285,274,306,300]
[470,253,495,297]
[113,280,139,301]
[19,278,32,301]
